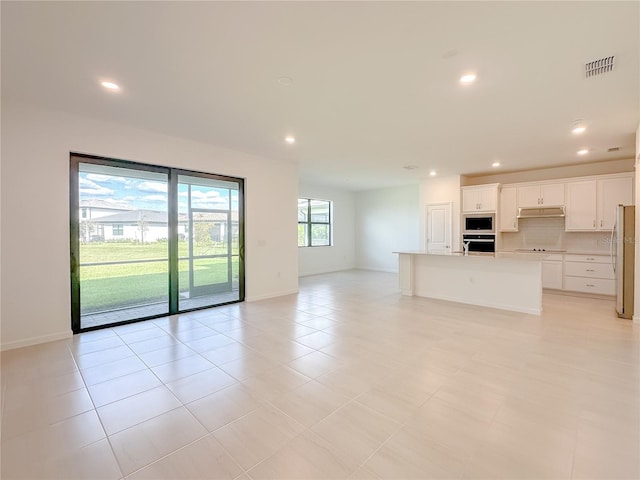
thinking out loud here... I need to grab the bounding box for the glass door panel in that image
[77,163,169,329]
[178,175,240,310]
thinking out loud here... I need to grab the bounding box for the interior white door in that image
[426,203,452,254]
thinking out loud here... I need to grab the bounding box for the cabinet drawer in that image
[564,262,614,279]
[564,254,609,264]
[564,276,615,295]
[543,254,563,262]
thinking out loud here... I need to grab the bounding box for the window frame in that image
[298,197,332,247]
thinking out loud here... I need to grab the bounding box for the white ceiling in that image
[2,1,639,191]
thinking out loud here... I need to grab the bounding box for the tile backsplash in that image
[501,217,612,253]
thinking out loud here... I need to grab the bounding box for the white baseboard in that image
[245,288,299,302]
[356,266,399,274]
[1,330,73,351]
[298,266,354,277]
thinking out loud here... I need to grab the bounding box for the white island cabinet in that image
[395,252,543,315]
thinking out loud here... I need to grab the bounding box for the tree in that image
[80,219,95,243]
[137,213,149,244]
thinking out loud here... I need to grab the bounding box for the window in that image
[298,198,331,247]
[112,224,124,236]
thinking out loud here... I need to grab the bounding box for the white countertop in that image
[502,249,611,256]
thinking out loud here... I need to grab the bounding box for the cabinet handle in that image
[593,220,596,228]
[586,269,595,272]
[600,220,603,227]
[586,284,595,287]
[541,198,544,205]
[586,257,595,261]
[513,221,516,228]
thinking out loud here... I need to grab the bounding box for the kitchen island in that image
[395,251,545,315]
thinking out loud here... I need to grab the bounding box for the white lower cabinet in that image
[563,254,614,295]
[542,255,563,289]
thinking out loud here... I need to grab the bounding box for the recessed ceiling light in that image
[277,76,293,86]
[577,149,589,155]
[100,81,120,91]
[285,136,296,144]
[459,73,477,85]
[572,119,587,134]
[429,171,437,176]
[492,162,501,167]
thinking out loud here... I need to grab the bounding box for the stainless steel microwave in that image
[463,214,495,233]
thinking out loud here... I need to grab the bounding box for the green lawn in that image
[79,241,239,313]
[79,240,235,263]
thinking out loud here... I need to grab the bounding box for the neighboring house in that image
[79,198,131,220]
[90,209,175,243]
[90,209,239,243]
[79,199,132,242]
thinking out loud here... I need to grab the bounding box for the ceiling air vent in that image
[585,56,615,78]
[607,147,620,152]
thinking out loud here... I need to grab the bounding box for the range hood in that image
[517,206,565,218]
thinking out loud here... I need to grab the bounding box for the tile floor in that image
[1,270,639,479]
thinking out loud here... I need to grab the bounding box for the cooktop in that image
[514,248,566,253]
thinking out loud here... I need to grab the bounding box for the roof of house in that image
[93,209,238,224]
[79,199,132,210]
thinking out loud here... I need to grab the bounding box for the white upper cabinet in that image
[565,180,597,231]
[597,175,633,230]
[462,185,498,213]
[565,174,634,232]
[517,182,565,207]
[499,186,518,232]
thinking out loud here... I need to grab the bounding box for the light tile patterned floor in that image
[1,270,639,479]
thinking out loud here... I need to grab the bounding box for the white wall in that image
[420,175,462,252]
[298,183,355,276]
[354,185,420,272]
[463,158,635,186]
[1,103,299,350]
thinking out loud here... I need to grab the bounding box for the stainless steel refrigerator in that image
[613,205,635,319]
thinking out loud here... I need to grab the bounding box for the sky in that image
[79,172,238,212]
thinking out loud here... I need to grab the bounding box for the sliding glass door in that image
[70,154,244,332]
